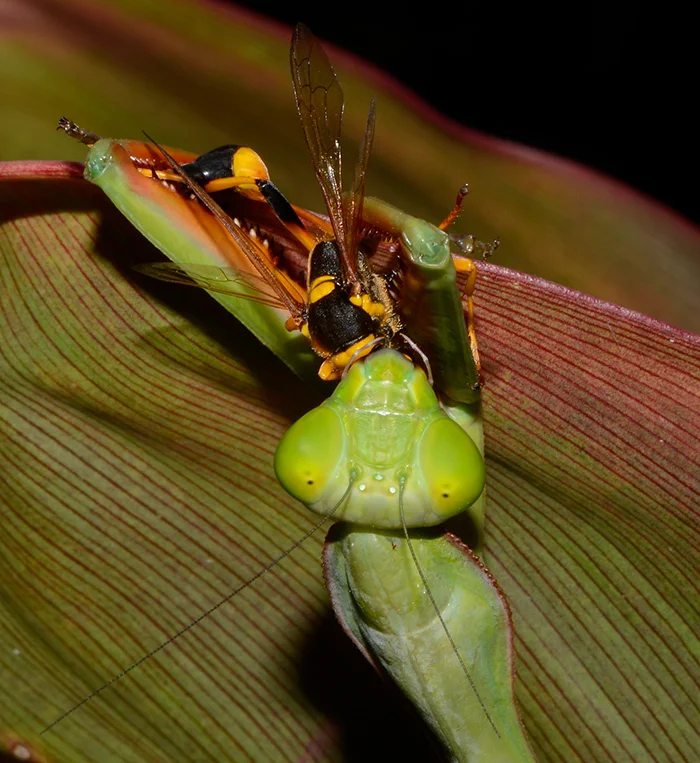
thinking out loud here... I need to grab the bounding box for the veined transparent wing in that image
[134,262,291,308]
[144,134,307,322]
[290,24,359,284]
[345,99,376,273]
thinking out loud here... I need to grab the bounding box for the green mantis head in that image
[274,349,485,528]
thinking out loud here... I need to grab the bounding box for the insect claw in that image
[57,117,101,147]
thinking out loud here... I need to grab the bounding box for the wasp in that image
[60,23,498,385]
[59,18,499,391]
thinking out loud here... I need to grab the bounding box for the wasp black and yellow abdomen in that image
[308,289,376,356]
[305,241,383,379]
[308,240,345,283]
[183,145,243,184]
[183,145,306,232]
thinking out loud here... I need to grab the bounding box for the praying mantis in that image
[49,23,535,762]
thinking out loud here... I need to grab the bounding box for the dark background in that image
[235,4,697,226]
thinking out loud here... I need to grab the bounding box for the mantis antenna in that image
[41,472,358,735]
[397,474,500,738]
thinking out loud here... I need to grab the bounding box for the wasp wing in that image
[134,262,293,308]
[290,24,358,283]
[143,133,307,322]
[345,99,376,272]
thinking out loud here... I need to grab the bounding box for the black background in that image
[235,3,697,226]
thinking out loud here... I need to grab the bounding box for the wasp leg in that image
[451,255,482,385]
[438,184,470,231]
[362,196,479,402]
[256,180,317,252]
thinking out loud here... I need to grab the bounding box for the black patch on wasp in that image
[305,241,378,358]
[124,24,405,382]
[181,144,306,230]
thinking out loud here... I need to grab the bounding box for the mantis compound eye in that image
[274,406,345,505]
[417,418,485,520]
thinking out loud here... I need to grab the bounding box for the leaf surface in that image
[1,166,698,761]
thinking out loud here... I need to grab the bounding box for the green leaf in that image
[2,163,698,762]
[1,2,700,761]
[0,169,332,761]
